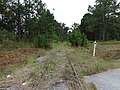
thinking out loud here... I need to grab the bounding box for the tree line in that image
[79,0,120,41]
[0,0,68,45]
[1,0,119,48]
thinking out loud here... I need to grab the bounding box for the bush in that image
[68,29,89,47]
[50,33,60,43]
[81,33,89,47]
[0,29,15,44]
[34,34,51,49]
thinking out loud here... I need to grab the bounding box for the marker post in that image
[93,41,97,57]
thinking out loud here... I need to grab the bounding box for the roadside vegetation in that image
[0,0,120,89]
[0,42,120,89]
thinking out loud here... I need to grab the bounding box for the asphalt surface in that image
[85,69,120,90]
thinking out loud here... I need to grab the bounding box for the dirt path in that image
[85,68,120,90]
[0,48,77,90]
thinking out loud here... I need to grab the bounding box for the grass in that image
[0,61,26,78]
[27,57,36,64]
[28,42,120,84]
[0,41,120,89]
[0,40,34,51]
[97,40,120,45]
[67,49,120,76]
[0,48,42,79]
[52,41,71,49]
[28,54,65,88]
[91,82,97,90]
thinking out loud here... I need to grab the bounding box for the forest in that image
[0,0,69,48]
[0,0,120,48]
[80,0,120,41]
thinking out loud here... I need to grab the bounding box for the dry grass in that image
[67,45,120,76]
[0,48,44,78]
[0,42,120,90]
[0,48,40,65]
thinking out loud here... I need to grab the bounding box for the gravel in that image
[36,55,50,62]
[0,86,18,90]
[48,82,68,90]
[85,69,120,90]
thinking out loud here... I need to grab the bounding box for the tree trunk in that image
[102,10,105,41]
[17,0,21,40]
[102,30,105,41]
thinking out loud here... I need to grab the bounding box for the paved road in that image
[85,69,120,90]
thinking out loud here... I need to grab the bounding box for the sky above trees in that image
[42,0,120,27]
[20,0,120,27]
[1,0,120,45]
[42,0,97,27]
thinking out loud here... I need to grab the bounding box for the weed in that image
[0,41,34,51]
[91,82,97,90]
[98,41,120,45]
[27,58,36,64]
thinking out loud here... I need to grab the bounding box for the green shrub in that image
[68,29,89,47]
[0,29,15,45]
[81,33,89,47]
[51,33,60,43]
[34,34,51,49]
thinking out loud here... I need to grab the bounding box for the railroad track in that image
[68,58,84,90]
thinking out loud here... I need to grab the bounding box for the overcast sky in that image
[21,0,120,27]
[42,0,120,27]
[42,0,95,27]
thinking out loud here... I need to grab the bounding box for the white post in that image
[93,41,97,57]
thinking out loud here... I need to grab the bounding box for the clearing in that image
[0,42,120,90]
